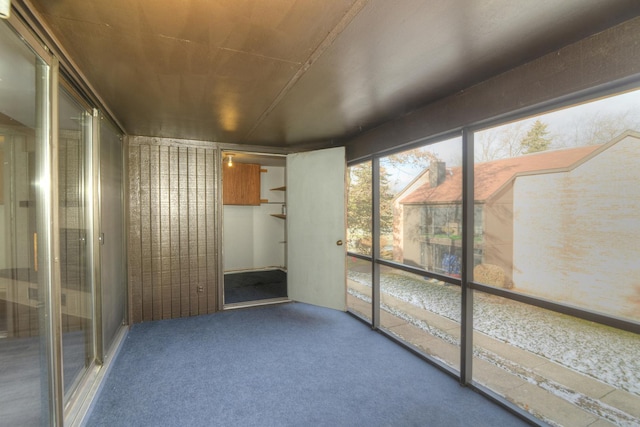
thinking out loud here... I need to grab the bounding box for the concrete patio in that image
[347,279,640,426]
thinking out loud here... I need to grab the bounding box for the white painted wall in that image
[254,167,285,267]
[513,134,640,320]
[223,205,255,271]
[223,166,286,272]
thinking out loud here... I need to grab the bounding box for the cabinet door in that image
[223,163,261,205]
[287,147,345,311]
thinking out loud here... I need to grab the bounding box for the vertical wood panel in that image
[128,138,219,322]
[196,149,206,314]
[139,144,153,322]
[178,147,190,317]
[188,149,198,315]
[169,146,181,318]
[128,145,142,323]
[149,145,161,320]
[159,146,171,319]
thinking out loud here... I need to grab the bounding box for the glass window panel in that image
[346,256,371,321]
[0,21,51,426]
[379,266,460,371]
[472,291,640,426]
[380,137,462,278]
[99,118,126,351]
[58,87,93,398]
[473,89,640,322]
[347,161,372,256]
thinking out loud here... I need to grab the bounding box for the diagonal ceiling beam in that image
[243,0,370,143]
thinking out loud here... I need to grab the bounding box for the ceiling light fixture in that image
[227,154,234,167]
[0,0,11,19]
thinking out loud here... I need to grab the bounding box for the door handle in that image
[33,232,38,272]
[336,240,343,246]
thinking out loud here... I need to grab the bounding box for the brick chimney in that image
[429,161,446,187]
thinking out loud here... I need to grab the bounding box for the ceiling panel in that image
[30,0,362,142]
[248,0,640,145]
[27,0,640,147]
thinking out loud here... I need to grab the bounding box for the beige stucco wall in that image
[392,201,405,262]
[400,204,424,267]
[512,135,640,320]
[393,171,431,262]
[482,186,514,287]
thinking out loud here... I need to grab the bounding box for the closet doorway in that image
[221,151,287,306]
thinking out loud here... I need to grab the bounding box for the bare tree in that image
[476,120,555,161]
[558,110,640,148]
[475,122,528,162]
[385,148,441,171]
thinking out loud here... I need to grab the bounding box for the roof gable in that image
[399,144,602,204]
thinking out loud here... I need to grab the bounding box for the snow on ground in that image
[348,270,640,396]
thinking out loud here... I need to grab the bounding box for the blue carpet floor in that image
[86,303,528,426]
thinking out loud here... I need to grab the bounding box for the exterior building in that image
[397,131,640,319]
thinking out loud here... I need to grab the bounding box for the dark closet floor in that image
[224,269,287,304]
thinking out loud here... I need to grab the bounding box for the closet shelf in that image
[271,214,286,219]
[270,186,286,191]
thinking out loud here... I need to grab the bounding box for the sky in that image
[476,87,640,151]
[379,88,640,194]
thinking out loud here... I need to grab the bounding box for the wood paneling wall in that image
[128,137,218,323]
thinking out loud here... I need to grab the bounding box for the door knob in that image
[336,240,343,246]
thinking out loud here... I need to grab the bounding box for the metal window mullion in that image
[39,56,64,427]
[471,281,640,335]
[71,108,96,394]
[121,134,129,325]
[83,108,97,363]
[91,109,104,364]
[372,158,381,329]
[460,128,474,384]
[6,9,51,63]
[376,258,461,286]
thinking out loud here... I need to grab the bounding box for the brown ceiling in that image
[28,0,640,148]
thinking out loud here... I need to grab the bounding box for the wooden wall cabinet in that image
[223,162,261,205]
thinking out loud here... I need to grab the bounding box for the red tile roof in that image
[399,145,601,204]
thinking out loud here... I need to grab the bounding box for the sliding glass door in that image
[1,14,128,425]
[0,20,53,426]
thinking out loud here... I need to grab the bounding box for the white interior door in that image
[287,147,346,311]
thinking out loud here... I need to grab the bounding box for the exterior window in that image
[473,89,640,318]
[347,162,373,319]
[472,88,640,424]
[346,88,640,427]
[419,205,462,276]
[347,162,372,256]
[378,137,463,372]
